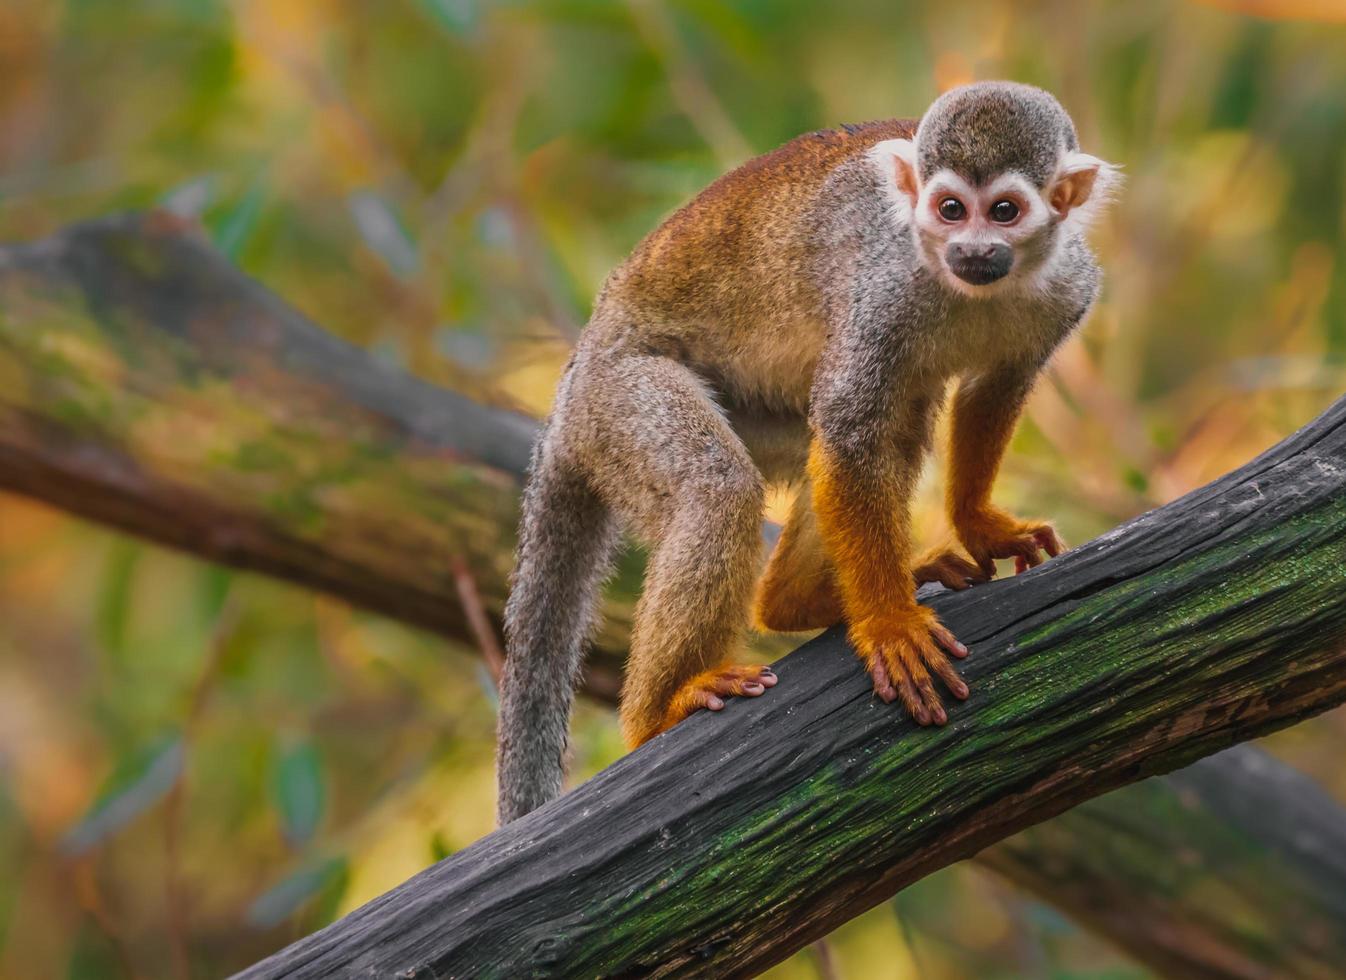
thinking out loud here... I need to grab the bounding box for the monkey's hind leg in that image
[578,354,777,748]
[754,481,844,632]
[754,488,989,633]
[911,545,990,592]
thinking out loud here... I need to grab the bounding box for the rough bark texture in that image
[3,215,1345,978]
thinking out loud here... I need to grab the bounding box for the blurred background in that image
[2,0,1346,976]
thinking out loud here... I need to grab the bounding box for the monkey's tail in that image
[496,430,616,825]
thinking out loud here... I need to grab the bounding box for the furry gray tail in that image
[496,435,616,825]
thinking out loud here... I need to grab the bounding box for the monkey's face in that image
[873,132,1117,299]
[911,169,1050,291]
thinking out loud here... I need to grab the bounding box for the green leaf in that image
[62,736,184,855]
[429,831,454,863]
[414,0,480,35]
[212,182,266,260]
[66,924,126,980]
[95,540,141,669]
[348,191,420,279]
[271,739,325,848]
[246,857,348,930]
[196,564,233,623]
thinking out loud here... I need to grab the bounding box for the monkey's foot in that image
[661,665,778,731]
[957,509,1065,577]
[912,547,990,591]
[853,607,969,726]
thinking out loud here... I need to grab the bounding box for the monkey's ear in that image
[872,139,920,204]
[1048,152,1111,217]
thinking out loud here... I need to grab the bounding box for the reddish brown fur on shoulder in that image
[606,120,918,325]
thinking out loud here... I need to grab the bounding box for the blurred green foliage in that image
[2,0,1346,977]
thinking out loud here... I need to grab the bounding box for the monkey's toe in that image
[706,664,777,699]
[913,548,990,591]
[964,518,1066,578]
[661,665,778,730]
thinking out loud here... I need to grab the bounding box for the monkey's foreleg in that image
[946,367,1064,576]
[807,437,969,726]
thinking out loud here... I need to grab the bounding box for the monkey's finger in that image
[915,670,947,726]
[925,650,969,701]
[1035,526,1065,557]
[930,623,969,660]
[887,660,929,725]
[896,648,944,726]
[921,568,964,590]
[703,694,725,711]
[955,557,992,584]
[1012,543,1044,573]
[935,563,972,590]
[759,667,779,687]
[868,659,897,704]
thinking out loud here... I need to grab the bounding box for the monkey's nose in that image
[946,242,1012,285]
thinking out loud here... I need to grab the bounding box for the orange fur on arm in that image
[807,438,918,633]
[946,371,1031,527]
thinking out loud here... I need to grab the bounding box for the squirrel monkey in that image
[497,82,1118,823]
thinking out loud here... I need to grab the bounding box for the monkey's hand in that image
[911,547,990,592]
[956,507,1064,578]
[657,664,779,737]
[853,606,969,726]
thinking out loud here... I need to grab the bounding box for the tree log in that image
[236,386,1346,977]
[3,215,1345,977]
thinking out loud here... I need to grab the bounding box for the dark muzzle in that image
[946,242,1012,285]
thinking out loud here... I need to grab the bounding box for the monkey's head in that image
[876,81,1118,296]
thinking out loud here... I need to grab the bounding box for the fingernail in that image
[707,696,724,710]
[744,683,764,694]
[955,683,969,699]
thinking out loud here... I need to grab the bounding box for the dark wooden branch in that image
[236,388,1346,977]
[4,214,1346,977]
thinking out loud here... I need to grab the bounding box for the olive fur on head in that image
[916,81,1079,187]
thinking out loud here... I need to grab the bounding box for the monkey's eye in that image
[989,200,1020,223]
[937,197,966,221]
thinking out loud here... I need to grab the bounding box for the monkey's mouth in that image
[948,257,1011,286]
